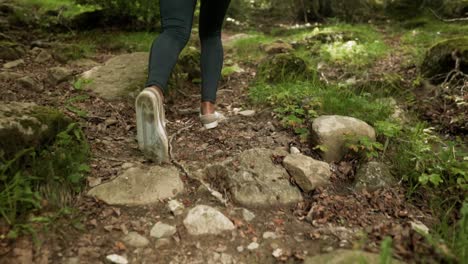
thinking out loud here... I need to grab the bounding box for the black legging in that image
[146,0,231,103]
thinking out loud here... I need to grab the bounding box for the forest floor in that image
[1,4,467,264]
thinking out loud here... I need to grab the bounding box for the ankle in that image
[148,85,164,100]
[201,101,215,115]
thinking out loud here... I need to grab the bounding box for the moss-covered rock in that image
[0,41,25,60]
[420,37,468,81]
[173,46,201,81]
[0,102,71,160]
[256,53,311,83]
[52,44,88,63]
[0,102,89,224]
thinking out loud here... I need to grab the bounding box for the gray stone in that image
[241,208,255,222]
[304,250,404,264]
[35,50,53,63]
[106,254,128,264]
[311,115,376,162]
[0,43,25,60]
[262,231,277,239]
[155,238,171,249]
[0,71,22,81]
[48,67,73,85]
[207,253,235,264]
[238,110,256,117]
[204,148,302,208]
[150,222,177,239]
[82,52,148,99]
[3,59,24,69]
[354,161,396,192]
[183,205,235,235]
[16,76,40,91]
[122,232,149,248]
[247,242,259,250]
[87,166,184,206]
[283,154,331,192]
[167,200,185,216]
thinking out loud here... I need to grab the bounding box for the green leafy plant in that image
[346,135,384,160]
[0,123,89,226]
[379,236,393,264]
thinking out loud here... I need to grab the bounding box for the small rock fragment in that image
[155,238,171,249]
[183,205,235,235]
[241,208,255,222]
[122,232,149,248]
[16,76,39,90]
[87,176,101,187]
[290,146,301,154]
[167,200,185,216]
[121,162,134,170]
[239,110,256,117]
[48,67,72,85]
[35,50,53,63]
[272,248,283,258]
[283,154,331,192]
[263,231,277,239]
[3,59,24,69]
[237,246,244,252]
[150,222,177,239]
[410,221,429,235]
[106,254,128,264]
[247,242,259,251]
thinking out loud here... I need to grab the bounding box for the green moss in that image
[420,37,468,79]
[1,105,89,225]
[256,53,312,83]
[52,44,90,63]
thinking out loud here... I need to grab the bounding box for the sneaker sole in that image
[204,121,219,130]
[135,88,169,163]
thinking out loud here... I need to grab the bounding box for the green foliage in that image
[256,54,312,83]
[379,236,393,264]
[74,0,160,29]
[390,124,467,191]
[0,123,89,225]
[18,0,96,18]
[346,136,384,160]
[250,80,394,142]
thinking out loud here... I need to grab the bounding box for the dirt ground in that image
[0,26,445,263]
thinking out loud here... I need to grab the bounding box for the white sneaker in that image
[135,87,169,163]
[200,111,225,129]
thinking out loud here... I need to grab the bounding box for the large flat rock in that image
[204,148,303,208]
[83,52,149,100]
[88,166,184,206]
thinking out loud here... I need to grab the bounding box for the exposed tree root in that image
[168,123,229,206]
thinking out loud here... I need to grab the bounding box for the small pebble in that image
[290,146,301,154]
[247,242,259,251]
[237,246,244,252]
[272,248,283,258]
[239,110,256,117]
[263,231,277,239]
[106,254,128,264]
[242,208,255,222]
[167,200,185,216]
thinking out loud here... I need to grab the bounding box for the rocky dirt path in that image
[0,30,435,264]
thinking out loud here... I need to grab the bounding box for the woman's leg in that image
[146,0,197,95]
[199,0,231,113]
